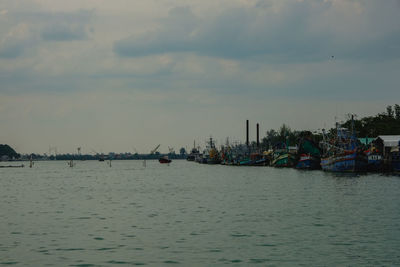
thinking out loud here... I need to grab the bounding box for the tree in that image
[263,129,279,149]
[0,144,20,159]
[395,104,400,120]
[279,124,291,142]
[387,105,394,118]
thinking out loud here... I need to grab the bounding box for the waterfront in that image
[1,160,400,266]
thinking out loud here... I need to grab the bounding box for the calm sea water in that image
[1,160,400,266]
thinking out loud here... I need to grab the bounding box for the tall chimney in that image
[246,120,249,147]
[257,123,260,148]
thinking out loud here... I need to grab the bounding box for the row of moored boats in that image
[186,121,400,173]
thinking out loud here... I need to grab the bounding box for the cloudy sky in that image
[1,0,399,154]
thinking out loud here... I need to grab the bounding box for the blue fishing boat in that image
[320,117,367,172]
[321,151,367,172]
[296,154,321,169]
[237,153,268,166]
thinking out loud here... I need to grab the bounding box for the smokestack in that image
[257,123,260,148]
[246,120,249,147]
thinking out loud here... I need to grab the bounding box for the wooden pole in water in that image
[257,123,260,148]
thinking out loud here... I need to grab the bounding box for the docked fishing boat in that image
[372,136,400,172]
[238,156,252,166]
[359,138,384,172]
[262,150,273,166]
[390,147,400,172]
[159,156,171,164]
[271,151,296,167]
[321,150,367,172]
[239,153,268,166]
[270,141,296,168]
[186,150,196,161]
[202,137,221,164]
[296,132,321,170]
[366,150,384,172]
[320,118,367,172]
[186,141,200,161]
[195,154,206,164]
[296,154,321,170]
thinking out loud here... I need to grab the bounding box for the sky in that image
[1,0,399,154]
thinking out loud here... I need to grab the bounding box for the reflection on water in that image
[1,160,400,266]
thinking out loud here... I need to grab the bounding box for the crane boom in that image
[90,148,98,155]
[150,144,160,154]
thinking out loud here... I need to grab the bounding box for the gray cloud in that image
[0,41,25,58]
[0,8,93,59]
[0,23,36,59]
[40,10,94,41]
[114,7,197,57]
[114,1,400,62]
[41,24,89,41]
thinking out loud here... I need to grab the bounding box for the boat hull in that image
[206,158,221,164]
[295,155,321,170]
[391,151,400,172]
[271,153,295,168]
[321,152,367,172]
[159,158,171,164]
[366,154,384,172]
[186,155,196,161]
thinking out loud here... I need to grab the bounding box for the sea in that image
[1,160,400,266]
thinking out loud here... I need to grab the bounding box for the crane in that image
[90,148,99,155]
[150,144,160,155]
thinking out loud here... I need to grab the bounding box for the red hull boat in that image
[159,156,171,164]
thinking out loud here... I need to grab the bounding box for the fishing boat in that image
[159,156,171,164]
[320,117,367,172]
[220,143,248,165]
[271,150,296,167]
[202,137,221,164]
[390,146,400,172]
[195,154,206,164]
[238,156,252,166]
[186,141,200,161]
[365,147,384,172]
[359,138,384,172]
[186,153,196,161]
[270,141,296,168]
[295,132,321,170]
[239,153,268,166]
[296,154,321,170]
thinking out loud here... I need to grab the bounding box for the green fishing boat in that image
[271,150,296,167]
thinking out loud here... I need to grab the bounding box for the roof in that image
[376,135,400,147]
[358,138,375,145]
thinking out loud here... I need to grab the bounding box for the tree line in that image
[260,104,400,149]
[0,144,20,159]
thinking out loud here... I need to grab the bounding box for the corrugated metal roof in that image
[377,135,400,147]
